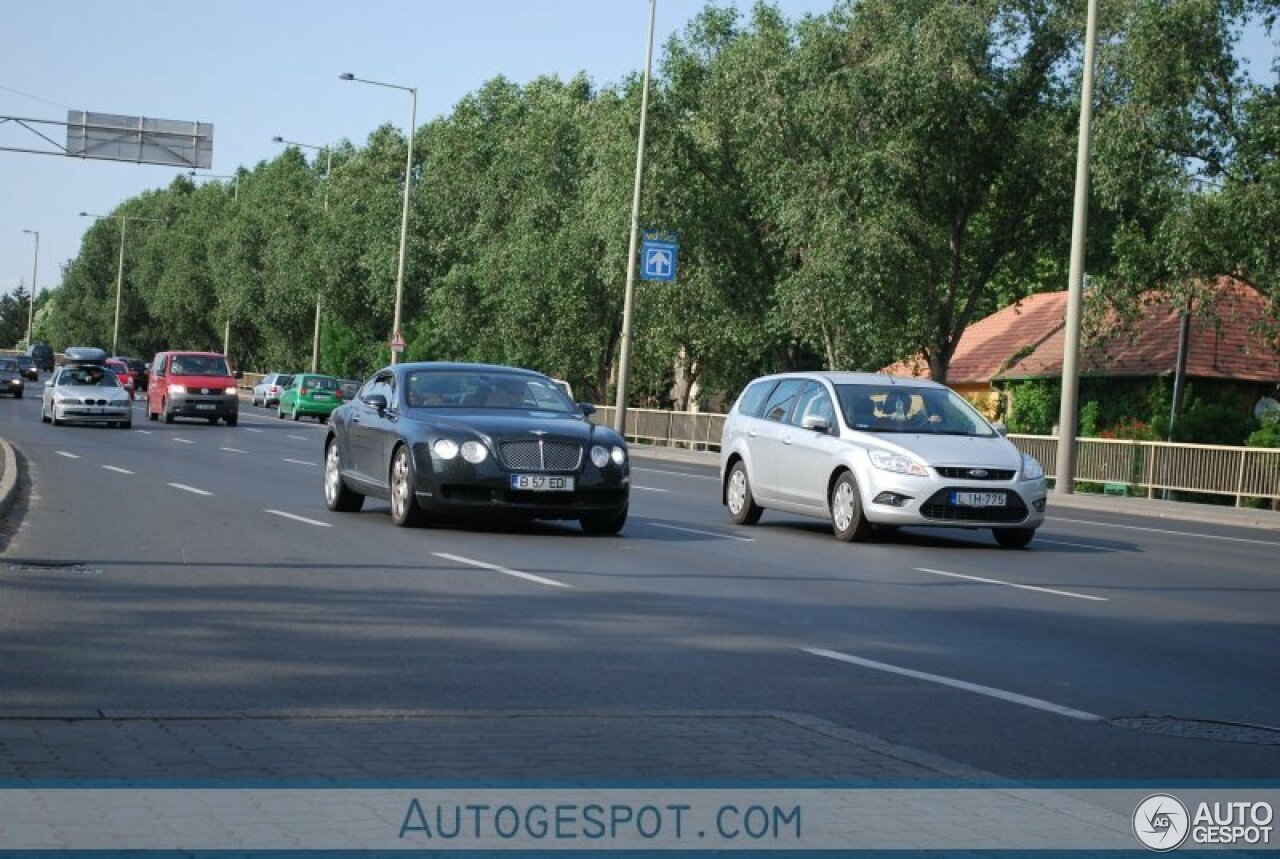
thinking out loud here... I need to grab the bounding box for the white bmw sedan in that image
[719,372,1046,547]
[41,364,133,429]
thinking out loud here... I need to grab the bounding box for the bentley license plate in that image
[951,491,1006,507]
[510,474,574,492]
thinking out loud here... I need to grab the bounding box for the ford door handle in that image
[782,434,792,445]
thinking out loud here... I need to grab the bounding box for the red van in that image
[147,351,239,426]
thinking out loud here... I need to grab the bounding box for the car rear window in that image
[304,376,338,390]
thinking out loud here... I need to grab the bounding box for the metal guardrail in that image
[591,407,1280,505]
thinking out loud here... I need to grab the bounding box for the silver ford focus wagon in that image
[719,372,1047,547]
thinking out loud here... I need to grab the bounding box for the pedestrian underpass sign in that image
[641,231,677,282]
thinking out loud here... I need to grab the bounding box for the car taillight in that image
[300,387,308,396]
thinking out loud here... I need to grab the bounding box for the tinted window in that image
[404,371,574,412]
[760,379,807,423]
[303,376,338,391]
[735,380,778,418]
[0,360,17,371]
[169,355,230,376]
[364,373,395,407]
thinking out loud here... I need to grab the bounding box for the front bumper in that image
[862,474,1047,529]
[169,392,238,419]
[4,379,24,394]
[412,445,630,521]
[53,402,131,424]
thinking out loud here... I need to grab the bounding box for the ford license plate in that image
[951,491,1006,507]
[510,474,574,492]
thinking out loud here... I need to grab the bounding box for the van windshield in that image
[170,356,230,376]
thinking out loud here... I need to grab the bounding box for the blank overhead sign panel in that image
[65,111,213,168]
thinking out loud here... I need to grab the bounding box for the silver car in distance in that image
[719,372,1047,548]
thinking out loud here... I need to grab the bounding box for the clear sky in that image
[1,1,1274,301]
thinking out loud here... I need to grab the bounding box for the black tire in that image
[324,436,365,513]
[581,504,628,536]
[148,406,158,421]
[207,416,218,425]
[291,408,301,422]
[830,472,873,542]
[725,460,764,525]
[252,396,260,407]
[122,419,132,430]
[162,400,174,424]
[389,445,428,526]
[51,412,63,427]
[41,405,50,424]
[225,415,238,427]
[277,406,286,420]
[994,527,1036,549]
[13,391,21,399]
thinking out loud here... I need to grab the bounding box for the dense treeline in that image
[37,0,1279,407]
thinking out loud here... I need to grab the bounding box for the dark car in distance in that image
[13,354,39,381]
[0,358,25,397]
[26,343,54,372]
[323,362,630,534]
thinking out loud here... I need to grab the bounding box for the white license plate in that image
[951,491,1006,507]
[312,394,332,401]
[87,407,103,415]
[195,404,216,411]
[510,474,574,492]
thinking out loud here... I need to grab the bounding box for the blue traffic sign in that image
[641,236,677,282]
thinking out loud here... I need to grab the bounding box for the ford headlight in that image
[590,445,610,468]
[611,446,626,466]
[868,449,929,477]
[1021,453,1044,481]
[432,439,459,460]
[460,441,488,464]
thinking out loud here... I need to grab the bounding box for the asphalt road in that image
[1,388,1277,781]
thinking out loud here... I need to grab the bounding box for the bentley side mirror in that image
[579,402,597,416]
[363,393,388,413]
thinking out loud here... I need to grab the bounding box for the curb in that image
[0,435,20,520]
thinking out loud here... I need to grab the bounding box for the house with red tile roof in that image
[883,278,1280,424]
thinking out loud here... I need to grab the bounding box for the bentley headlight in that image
[610,446,626,466]
[460,441,488,464]
[1021,453,1045,481]
[433,439,459,460]
[868,449,929,477]
[590,445,610,468]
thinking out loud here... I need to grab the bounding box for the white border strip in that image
[1050,515,1280,547]
[265,509,332,528]
[432,552,570,589]
[801,647,1103,721]
[168,483,212,496]
[650,523,754,542]
[915,567,1107,602]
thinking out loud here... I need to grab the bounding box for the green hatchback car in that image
[278,373,342,421]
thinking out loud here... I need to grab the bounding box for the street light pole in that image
[1054,0,1099,495]
[81,212,164,355]
[613,0,658,435]
[273,136,334,373]
[340,72,417,366]
[21,229,38,345]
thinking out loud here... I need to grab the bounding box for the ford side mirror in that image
[802,414,831,433]
[579,402,597,416]
[363,393,388,413]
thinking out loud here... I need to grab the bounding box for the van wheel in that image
[162,400,174,424]
[994,527,1036,549]
[830,472,873,542]
[725,461,763,525]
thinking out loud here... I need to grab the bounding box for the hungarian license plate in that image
[510,474,574,492]
[951,491,1006,507]
[87,407,103,415]
[195,403,216,411]
[313,394,332,401]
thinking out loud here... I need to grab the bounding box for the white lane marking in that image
[173,438,195,445]
[102,465,134,475]
[636,467,719,481]
[632,485,668,493]
[283,458,316,467]
[650,522,754,542]
[288,434,307,441]
[915,567,1107,602]
[265,509,332,528]
[243,428,264,433]
[1049,515,1280,548]
[55,451,81,459]
[135,429,152,435]
[800,647,1103,722]
[221,447,246,454]
[168,483,212,496]
[432,552,571,589]
[1036,537,1112,551]
[239,419,265,425]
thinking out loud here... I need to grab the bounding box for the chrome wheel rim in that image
[391,451,410,519]
[727,468,747,515]
[325,443,341,505]
[832,481,855,532]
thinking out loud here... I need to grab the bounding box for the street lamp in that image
[80,211,165,355]
[273,135,334,373]
[613,0,658,435]
[187,169,240,201]
[21,229,38,346]
[339,71,417,366]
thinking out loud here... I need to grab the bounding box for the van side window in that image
[153,356,166,378]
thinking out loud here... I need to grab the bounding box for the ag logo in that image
[1134,794,1190,851]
